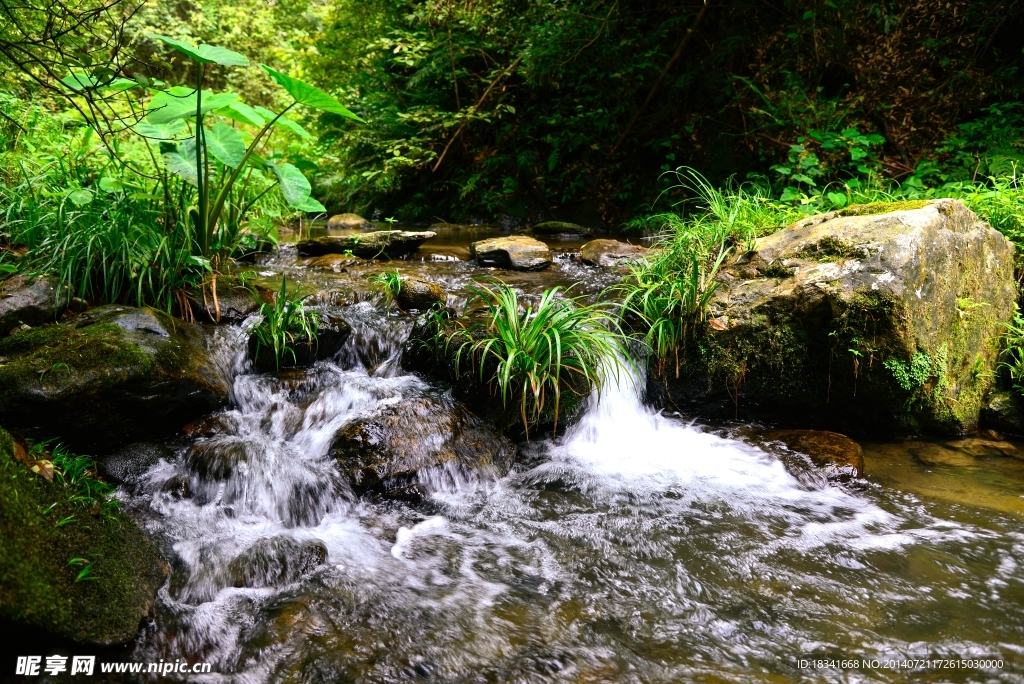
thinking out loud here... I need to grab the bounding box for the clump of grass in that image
[28,439,118,516]
[248,278,319,371]
[369,269,402,307]
[442,280,626,434]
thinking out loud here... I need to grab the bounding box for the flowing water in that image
[118,225,1024,683]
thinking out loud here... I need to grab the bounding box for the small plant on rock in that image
[444,280,626,434]
[248,278,318,371]
[369,269,402,308]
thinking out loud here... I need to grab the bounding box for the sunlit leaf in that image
[217,101,265,127]
[147,90,238,125]
[148,34,249,66]
[293,196,326,212]
[258,65,364,122]
[252,105,312,139]
[134,120,187,140]
[67,189,93,206]
[98,177,124,193]
[205,122,246,167]
[267,161,312,207]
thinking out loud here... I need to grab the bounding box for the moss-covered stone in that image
[0,426,167,645]
[0,306,229,452]
[839,199,929,216]
[652,199,1016,437]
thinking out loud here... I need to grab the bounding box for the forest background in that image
[3,0,1022,227]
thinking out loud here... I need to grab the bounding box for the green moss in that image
[795,235,868,261]
[0,322,153,404]
[885,352,933,391]
[0,425,165,644]
[839,200,929,216]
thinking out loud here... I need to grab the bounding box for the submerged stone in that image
[328,394,515,501]
[765,429,864,479]
[227,537,327,589]
[0,306,230,452]
[652,199,1015,437]
[0,426,167,645]
[470,235,552,271]
[296,230,435,259]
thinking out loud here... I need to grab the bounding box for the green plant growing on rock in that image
[999,310,1024,393]
[248,278,318,371]
[369,269,402,307]
[444,281,626,434]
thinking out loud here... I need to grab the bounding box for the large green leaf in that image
[149,34,249,66]
[205,122,246,167]
[162,138,199,186]
[253,105,312,139]
[217,101,265,127]
[135,120,188,140]
[60,72,139,92]
[258,65,364,122]
[293,196,326,212]
[267,162,312,207]
[147,90,238,125]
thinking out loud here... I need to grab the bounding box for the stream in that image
[118,224,1024,683]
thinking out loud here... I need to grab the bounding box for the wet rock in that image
[303,254,364,271]
[471,235,552,271]
[249,311,352,372]
[652,199,1016,438]
[945,437,1021,459]
[184,439,251,480]
[184,278,274,324]
[980,389,1024,436]
[327,213,373,229]
[329,394,515,500]
[530,221,592,236]
[0,275,70,335]
[395,276,446,312]
[580,239,647,268]
[296,230,435,259]
[160,473,191,499]
[908,442,977,467]
[766,429,864,478]
[227,537,327,588]
[0,306,230,452]
[0,426,168,645]
[98,442,172,490]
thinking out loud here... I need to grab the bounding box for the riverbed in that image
[119,223,1024,683]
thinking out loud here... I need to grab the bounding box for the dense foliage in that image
[308,0,1024,222]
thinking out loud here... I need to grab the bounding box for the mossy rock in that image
[0,306,230,452]
[0,427,167,645]
[652,199,1016,438]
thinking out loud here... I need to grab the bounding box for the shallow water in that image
[120,227,1024,683]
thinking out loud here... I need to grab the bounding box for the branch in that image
[432,55,523,174]
[609,2,710,156]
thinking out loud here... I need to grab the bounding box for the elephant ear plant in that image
[142,34,364,267]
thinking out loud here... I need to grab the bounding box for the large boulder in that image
[530,221,592,236]
[328,394,515,501]
[471,235,552,271]
[0,427,168,645]
[0,306,230,452]
[580,239,648,268]
[651,199,1015,437]
[327,213,374,229]
[297,230,435,259]
[0,275,70,335]
[763,429,864,479]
